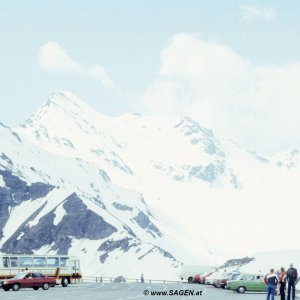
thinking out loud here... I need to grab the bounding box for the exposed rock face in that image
[0,169,54,239]
[112,202,133,211]
[133,211,162,238]
[98,237,141,263]
[1,193,117,254]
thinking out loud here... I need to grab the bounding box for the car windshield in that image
[12,273,27,279]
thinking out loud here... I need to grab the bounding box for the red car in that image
[192,273,201,283]
[193,272,213,284]
[0,272,56,291]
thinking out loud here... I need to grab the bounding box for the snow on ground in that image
[0,174,4,187]
[1,91,300,279]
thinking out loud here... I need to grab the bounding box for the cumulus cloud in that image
[38,42,118,92]
[38,42,81,73]
[88,65,116,89]
[141,33,300,154]
[240,5,276,21]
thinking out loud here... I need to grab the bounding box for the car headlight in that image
[3,281,8,285]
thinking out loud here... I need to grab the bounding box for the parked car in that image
[227,273,267,293]
[199,271,214,284]
[192,273,202,283]
[0,272,56,291]
[214,272,240,288]
[180,265,216,283]
[205,271,225,285]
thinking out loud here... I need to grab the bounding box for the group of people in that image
[265,263,298,300]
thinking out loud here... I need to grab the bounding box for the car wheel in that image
[12,283,20,291]
[61,277,69,287]
[3,286,10,291]
[33,287,39,290]
[42,283,50,290]
[188,276,193,283]
[237,286,246,293]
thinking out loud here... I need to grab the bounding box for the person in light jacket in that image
[264,268,279,300]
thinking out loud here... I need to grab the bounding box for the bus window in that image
[2,257,9,268]
[60,257,69,267]
[19,257,33,267]
[47,257,59,267]
[33,257,46,267]
[10,257,19,268]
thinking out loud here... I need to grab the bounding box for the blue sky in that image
[1,0,300,154]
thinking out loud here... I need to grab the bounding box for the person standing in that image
[141,274,144,283]
[287,263,298,300]
[264,268,279,300]
[279,267,287,300]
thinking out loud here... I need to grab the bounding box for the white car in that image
[205,271,225,285]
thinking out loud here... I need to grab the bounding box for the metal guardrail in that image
[82,276,183,284]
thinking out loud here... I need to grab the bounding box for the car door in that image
[22,273,35,288]
[255,275,267,292]
[245,275,256,291]
[32,273,44,287]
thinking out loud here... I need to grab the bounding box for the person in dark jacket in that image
[287,263,298,300]
[279,267,287,300]
[264,268,279,300]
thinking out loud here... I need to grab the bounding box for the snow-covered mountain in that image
[1,91,300,279]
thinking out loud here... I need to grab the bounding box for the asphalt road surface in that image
[0,282,291,300]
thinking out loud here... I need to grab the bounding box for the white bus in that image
[0,254,81,286]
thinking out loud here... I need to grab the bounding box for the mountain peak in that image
[45,91,89,111]
[21,91,110,130]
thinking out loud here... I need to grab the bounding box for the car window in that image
[245,275,255,281]
[232,274,240,280]
[237,274,245,280]
[32,273,44,278]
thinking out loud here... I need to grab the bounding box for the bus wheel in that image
[61,277,69,287]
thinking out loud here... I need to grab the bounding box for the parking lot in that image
[0,282,288,300]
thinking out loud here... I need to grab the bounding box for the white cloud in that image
[88,65,116,89]
[38,42,81,73]
[240,5,276,21]
[141,33,300,154]
[38,42,119,93]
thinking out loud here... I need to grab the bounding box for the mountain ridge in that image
[1,91,299,279]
